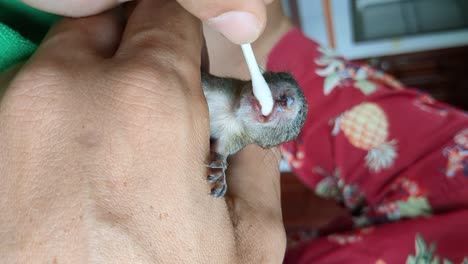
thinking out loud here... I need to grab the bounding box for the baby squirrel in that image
[202,72,308,197]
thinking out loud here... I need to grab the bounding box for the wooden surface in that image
[322,0,335,48]
[287,0,301,28]
[356,46,468,110]
[280,172,345,231]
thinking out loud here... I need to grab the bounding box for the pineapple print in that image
[315,45,403,95]
[454,128,468,149]
[332,103,397,172]
[406,234,467,264]
[281,140,305,169]
[443,128,468,177]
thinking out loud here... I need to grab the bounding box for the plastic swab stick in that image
[241,44,274,116]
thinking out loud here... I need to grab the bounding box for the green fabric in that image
[0,22,36,71]
[0,0,57,72]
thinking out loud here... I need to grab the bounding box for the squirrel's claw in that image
[207,154,228,198]
[207,171,223,183]
[210,179,227,198]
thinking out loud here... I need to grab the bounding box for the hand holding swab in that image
[241,44,274,116]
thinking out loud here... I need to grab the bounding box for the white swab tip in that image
[260,100,274,116]
[240,43,274,116]
[252,78,274,116]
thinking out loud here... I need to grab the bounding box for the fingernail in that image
[206,11,263,45]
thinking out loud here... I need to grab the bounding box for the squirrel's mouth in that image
[249,97,271,123]
[248,93,295,123]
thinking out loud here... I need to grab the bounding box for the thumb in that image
[177,0,267,44]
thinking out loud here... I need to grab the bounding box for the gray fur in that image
[201,71,308,197]
[202,71,307,157]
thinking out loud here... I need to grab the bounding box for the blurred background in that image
[279,0,468,242]
[282,0,468,110]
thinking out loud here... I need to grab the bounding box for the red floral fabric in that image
[268,28,468,263]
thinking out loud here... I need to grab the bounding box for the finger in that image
[117,0,203,91]
[178,0,267,44]
[226,145,282,215]
[20,0,131,17]
[34,8,124,63]
[225,145,286,260]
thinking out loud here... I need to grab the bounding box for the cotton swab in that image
[241,44,274,116]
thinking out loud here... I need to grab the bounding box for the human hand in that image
[0,0,285,263]
[20,0,273,44]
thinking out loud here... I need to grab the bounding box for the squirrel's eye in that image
[278,95,294,108]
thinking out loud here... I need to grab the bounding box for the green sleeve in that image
[0,0,58,72]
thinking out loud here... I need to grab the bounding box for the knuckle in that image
[2,82,76,138]
[49,17,108,43]
[119,27,199,70]
[110,55,203,103]
[22,56,70,81]
[111,60,190,100]
[2,63,86,128]
[7,63,69,101]
[103,63,203,126]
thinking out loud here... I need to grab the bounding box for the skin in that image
[202,0,354,239]
[20,0,274,44]
[203,0,294,78]
[0,0,286,263]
